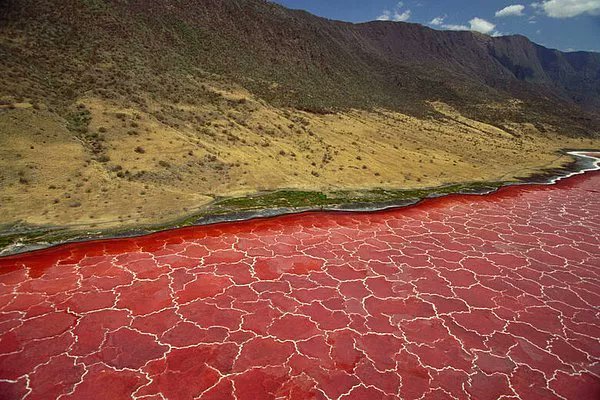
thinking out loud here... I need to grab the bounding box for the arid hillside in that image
[0,0,599,241]
[2,0,600,125]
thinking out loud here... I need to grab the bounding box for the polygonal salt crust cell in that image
[0,172,599,400]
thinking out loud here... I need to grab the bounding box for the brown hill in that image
[1,0,599,131]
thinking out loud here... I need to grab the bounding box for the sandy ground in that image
[0,86,598,233]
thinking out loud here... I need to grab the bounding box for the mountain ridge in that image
[1,0,599,133]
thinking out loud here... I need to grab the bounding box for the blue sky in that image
[272,0,600,52]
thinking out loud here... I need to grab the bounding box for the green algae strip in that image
[212,181,504,211]
[0,180,511,256]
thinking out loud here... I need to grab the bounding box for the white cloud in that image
[468,17,497,34]
[430,16,499,35]
[442,23,470,31]
[495,4,526,17]
[430,16,445,25]
[393,9,412,21]
[377,1,411,22]
[377,10,392,20]
[533,0,600,18]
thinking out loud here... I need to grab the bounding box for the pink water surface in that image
[0,172,599,399]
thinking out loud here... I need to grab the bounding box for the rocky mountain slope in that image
[1,0,599,129]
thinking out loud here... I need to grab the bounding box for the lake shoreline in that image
[1,149,598,258]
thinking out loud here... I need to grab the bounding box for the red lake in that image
[0,172,599,399]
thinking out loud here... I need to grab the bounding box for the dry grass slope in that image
[1,85,597,232]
